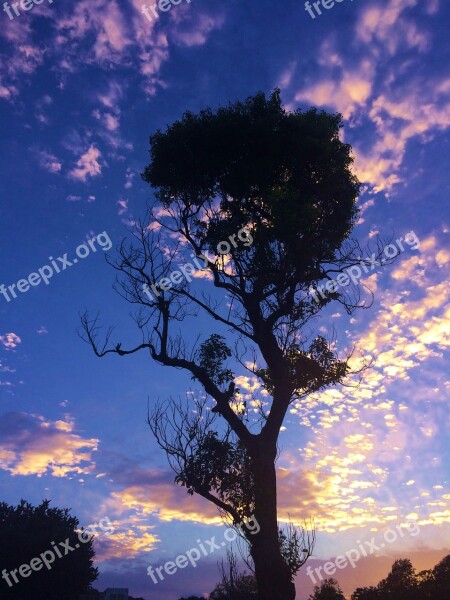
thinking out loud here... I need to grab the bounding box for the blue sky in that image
[0,0,449,598]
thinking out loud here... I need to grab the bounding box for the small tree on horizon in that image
[209,550,258,600]
[308,578,345,600]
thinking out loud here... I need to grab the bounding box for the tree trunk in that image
[249,446,296,600]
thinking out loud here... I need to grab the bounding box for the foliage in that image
[376,558,418,598]
[209,574,257,600]
[0,499,98,600]
[209,552,258,600]
[431,554,450,600]
[351,554,450,600]
[278,522,315,577]
[308,578,345,600]
[197,334,234,387]
[256,337,348,398]
[175,431,255,516]
[351,587,380,600]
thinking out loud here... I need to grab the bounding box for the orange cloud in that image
[109,483,221,526]
[0,412,98,477]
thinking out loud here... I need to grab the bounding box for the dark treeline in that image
[178,553,450,600]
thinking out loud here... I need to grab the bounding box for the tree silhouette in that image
[0,499,98,600]
[351,554,450,600]
[431,554,450,600]
[209,550,257,600]
[351,587,380,600]
[81,89,382,600]
[376,559,418,599]
[308,578,345,600]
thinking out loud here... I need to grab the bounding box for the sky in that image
[0,0,449,598]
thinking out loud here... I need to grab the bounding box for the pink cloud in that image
[69,144,103,181]
[116,199,128,216]
[0,333,21,350]
[38,150,62,173]
[104,113,120,131]
[170,12,225,47]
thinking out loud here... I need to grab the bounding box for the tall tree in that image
[81,90,377,600]
[0,499,98,600]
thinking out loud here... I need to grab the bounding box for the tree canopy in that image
[351,555,450,600]
[308,578,346,600]
[0,499,98,600]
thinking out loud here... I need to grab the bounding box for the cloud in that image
[356,0,430,55]
[170,12,226,47]
[95,527,159,561]
[0,333,21,350]
[0,360,15,374]
[117,198,128,216]
[56,0,131,64]
[37,150,62,173]
[68,145,103,181]
[0,18,44,100]
[294,60,374,120]
[124,168,136,189]
[288,0,447,193]
[0,413,98,477]
[109,482,221,526]
[284,233,450,534]
[83,465,222,560]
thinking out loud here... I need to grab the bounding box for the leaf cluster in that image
[175,431,255,516]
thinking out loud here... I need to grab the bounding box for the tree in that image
[308,578,345,600]
[414,554,450,600]
[430,554,450,600]
[209,550,258,600]
[81,90,379,600]
[0,499,98,600]
[376,558,419,599]
[351,587,380,600]
[351,555,450,600]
